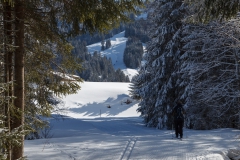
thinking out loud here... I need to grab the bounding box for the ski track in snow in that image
[24,82,240,160]
[25,117,240,160]
[119,137,137,160]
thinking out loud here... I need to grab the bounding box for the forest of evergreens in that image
[1,0,240,159]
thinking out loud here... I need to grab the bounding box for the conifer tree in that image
[105,39,112,49]
[129,74,142,100]
[180,18,240,129]
[185,0,240,22]
[101,39,105,51]
[0,0,145,159]
[134,0,187,128]
[124,37,144,69]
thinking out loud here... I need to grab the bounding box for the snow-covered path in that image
[24,82,240,159]
[25,117,239,160]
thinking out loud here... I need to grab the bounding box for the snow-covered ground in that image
[24,82,240,160]
[24,24,240,160]
[87,31,139,81]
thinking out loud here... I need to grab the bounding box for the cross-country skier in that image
[172,101,185,139]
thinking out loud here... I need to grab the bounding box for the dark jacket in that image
[172,103,185,120]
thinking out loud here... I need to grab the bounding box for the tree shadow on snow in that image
[68,94,135,117]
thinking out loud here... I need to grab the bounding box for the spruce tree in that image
[105,39,112,49]
[129,74,142,100]
[134,0,187,128]
[124,37,144,69]
[180,18,240,129]
[185,0,240,22]
[0,0,145,159]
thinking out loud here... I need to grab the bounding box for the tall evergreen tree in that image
[123,37,144,69]
[125,18,150,43]
[180,18,240,129]
[105,39,112,49]
[134,0,187,128]
[185,0,240,22]
[0,0,145,159]
[101,39,105,51]
[129,74,142,100]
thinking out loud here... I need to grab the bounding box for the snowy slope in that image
[87,31,139,81]
[55,82,140,118]
[24,24,240,160]
[24,82,240,160]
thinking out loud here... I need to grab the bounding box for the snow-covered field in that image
[87,31,139,80]
[24,82,240,160]
[24,27,240,160]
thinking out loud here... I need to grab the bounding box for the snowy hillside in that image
[55,82,140,118]
[23,15,240,160]
[24,82,240,160]
[87,31,139,81]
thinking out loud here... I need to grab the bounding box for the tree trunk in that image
[3,2,13,159]
[12,0,25,159]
